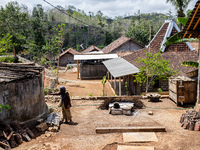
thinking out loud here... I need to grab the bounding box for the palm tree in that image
[166,0,192,17]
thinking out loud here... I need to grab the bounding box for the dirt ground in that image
[44,69,114,97]
[14,69,200,150]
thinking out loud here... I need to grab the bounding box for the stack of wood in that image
[0,121,35,149]
[180,110,200,131]
[36,112,61,133]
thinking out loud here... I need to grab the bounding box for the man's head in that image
[60,86,66,94]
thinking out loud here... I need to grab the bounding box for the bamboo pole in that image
[119,77,121,96]
[77,60,79,79]
[107,71,109,83]
[196,39,200,111]
[111,75,113,87]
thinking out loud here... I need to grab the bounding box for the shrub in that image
[89,93,94,97]
[0,56,15,63]
[157,88,162,94]
[44,87,49,95]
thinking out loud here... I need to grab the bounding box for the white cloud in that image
[0,0,197,18]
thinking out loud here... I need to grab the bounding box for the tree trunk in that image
[145,76,149,95]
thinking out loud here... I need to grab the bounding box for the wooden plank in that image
[0,141,10,148]
[7,131,14,140]
[3,131,7,139]
[117,145,154,150]
[96,126,166,134]
[77,60,79,79]
[169,90,177,103]
[123,132,158,143]
[119,77,121,96]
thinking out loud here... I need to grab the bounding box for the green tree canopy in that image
[134,51,176,94]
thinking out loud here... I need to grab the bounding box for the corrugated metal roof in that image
[103,57,140,78]
[85,51,104,54]
[74,54,118,60]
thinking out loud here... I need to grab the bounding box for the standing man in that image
[50,86,73,124]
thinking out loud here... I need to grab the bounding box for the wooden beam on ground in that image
[0,141,10,148]
[77,60,79,79]
[119,77,121,96]
[96,126,166,134]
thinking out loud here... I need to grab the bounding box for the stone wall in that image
[80,62,107,79]
[0,74,47,123]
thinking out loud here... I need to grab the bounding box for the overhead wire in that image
[43,0,105,48]
[43,0,100,29]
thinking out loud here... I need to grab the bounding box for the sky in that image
[0,0,197,18]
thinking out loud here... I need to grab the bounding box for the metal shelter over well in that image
[103,57,140,96]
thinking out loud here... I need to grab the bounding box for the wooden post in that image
[119,77,121,96]
[128,75,130,88]
[114,77,116,95]
[107,71,109,83]
[77,60,79,79]
[111,75,113,87]
[196,39,200,110]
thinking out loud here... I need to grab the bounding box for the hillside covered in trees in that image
[0,1,176,63]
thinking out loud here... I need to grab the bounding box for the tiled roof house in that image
[123,20,198,76]
[59,48,80,66]
[102,36,144,54]
[122,20,198,94]
[81,45,101,54]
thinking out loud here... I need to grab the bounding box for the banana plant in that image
[181,61,199,68]
[164,17,198,47]
[164,17,198,68]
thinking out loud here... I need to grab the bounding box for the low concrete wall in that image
[0,74,47,123]
[80,63,107,79]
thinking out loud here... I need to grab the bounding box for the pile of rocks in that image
[45,95,61,103]
[0,121,35,149]
[180,110,200,131]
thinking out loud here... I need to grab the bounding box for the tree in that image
[29,4,46,60]
[166,0,192,17]
[0,1,29,57]
[102,76,107,96]
[134,51,176,94]
[103,31,113,46]
[0,33,12,55]
[56,23,65,81]
[166,0,192,29]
